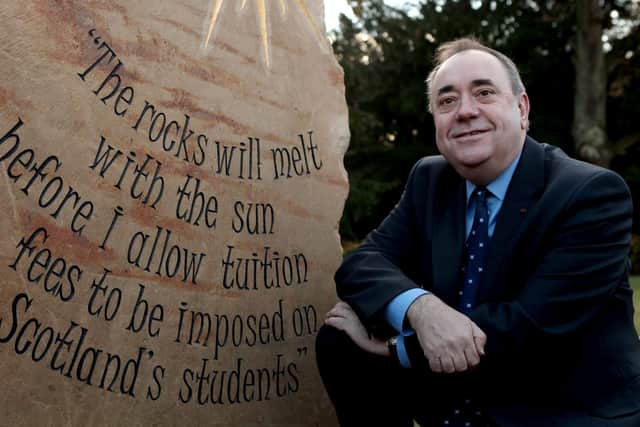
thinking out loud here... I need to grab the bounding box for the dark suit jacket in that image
[335,137,640,426]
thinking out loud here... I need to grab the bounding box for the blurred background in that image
[325,0,639,258]
[324,0,640,327]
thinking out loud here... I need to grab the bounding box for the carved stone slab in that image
[0,1,347,425]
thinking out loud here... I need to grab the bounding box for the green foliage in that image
[630,275,640,333]
[332,0,640,240]
[631,235,640,274]
[340,144,431,239]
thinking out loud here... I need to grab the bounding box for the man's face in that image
[431,49,529,185]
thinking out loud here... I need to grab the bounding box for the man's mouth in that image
[453,129,490,138]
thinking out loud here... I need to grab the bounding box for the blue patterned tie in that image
[459,187,489,315]
[443,188,490,427]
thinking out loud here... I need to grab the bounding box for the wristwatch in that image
[387,335,399,364]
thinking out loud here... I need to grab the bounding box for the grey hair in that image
[426,37,526,112]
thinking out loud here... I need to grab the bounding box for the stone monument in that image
[0,1,347,425]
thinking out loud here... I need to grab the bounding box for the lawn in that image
[632,275,640,333]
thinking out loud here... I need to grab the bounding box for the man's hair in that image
[426,37,525,112]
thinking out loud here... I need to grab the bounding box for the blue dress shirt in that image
[385,151,523,367]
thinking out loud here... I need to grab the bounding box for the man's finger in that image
[452,353,469,372]
[471,323,487,356]
[428,357,442,374]
[464,347,480,368]
[440,356,455,374]
[471,322,487,340]
[325,309,343,319]
[474,336,486,357]
[326,304,351,319]
[324,317,345,330]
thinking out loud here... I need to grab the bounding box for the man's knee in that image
[317,324,373,367]
[317,324,349,353]
[316,324,351,371]
[315,325,411,425]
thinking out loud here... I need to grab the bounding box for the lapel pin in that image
[520,208,527,214]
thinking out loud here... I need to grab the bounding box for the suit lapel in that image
[476,137,545,303]
[431,170,467,305]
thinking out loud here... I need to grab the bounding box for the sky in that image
[324,0,420,32]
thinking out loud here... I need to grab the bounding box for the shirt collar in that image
[465,149,523,204]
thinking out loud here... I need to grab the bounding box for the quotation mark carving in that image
[88,28,102,45]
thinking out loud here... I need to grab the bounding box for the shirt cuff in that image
[395,334,412,368]
[385,288,429,334]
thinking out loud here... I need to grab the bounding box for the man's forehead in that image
[433,49,510,91]
[437,79,495,96]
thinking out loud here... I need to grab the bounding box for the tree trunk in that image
[573,0,610,167]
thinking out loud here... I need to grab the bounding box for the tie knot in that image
[471,187,488,206]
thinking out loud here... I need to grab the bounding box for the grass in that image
[631,275,640,333]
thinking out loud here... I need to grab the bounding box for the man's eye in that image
[439,97,456,105]
[478,89,494,97]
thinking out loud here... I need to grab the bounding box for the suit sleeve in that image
[335,159,426,332]
[470,169,633,357]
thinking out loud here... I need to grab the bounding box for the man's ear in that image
[518,92,530,130]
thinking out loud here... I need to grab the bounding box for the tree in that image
[332,0,640,241]
[573,0,609,166]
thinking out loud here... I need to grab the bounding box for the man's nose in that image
[456,95,479,120]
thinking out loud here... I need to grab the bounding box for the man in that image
[316,38,640,427]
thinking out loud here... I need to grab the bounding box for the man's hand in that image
[325,301,390,357]
[407,294,486,373]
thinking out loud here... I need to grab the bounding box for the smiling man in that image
[316,38,640,427]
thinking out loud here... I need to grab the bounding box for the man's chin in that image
[449,156,494,183]
[457,155,490,169]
